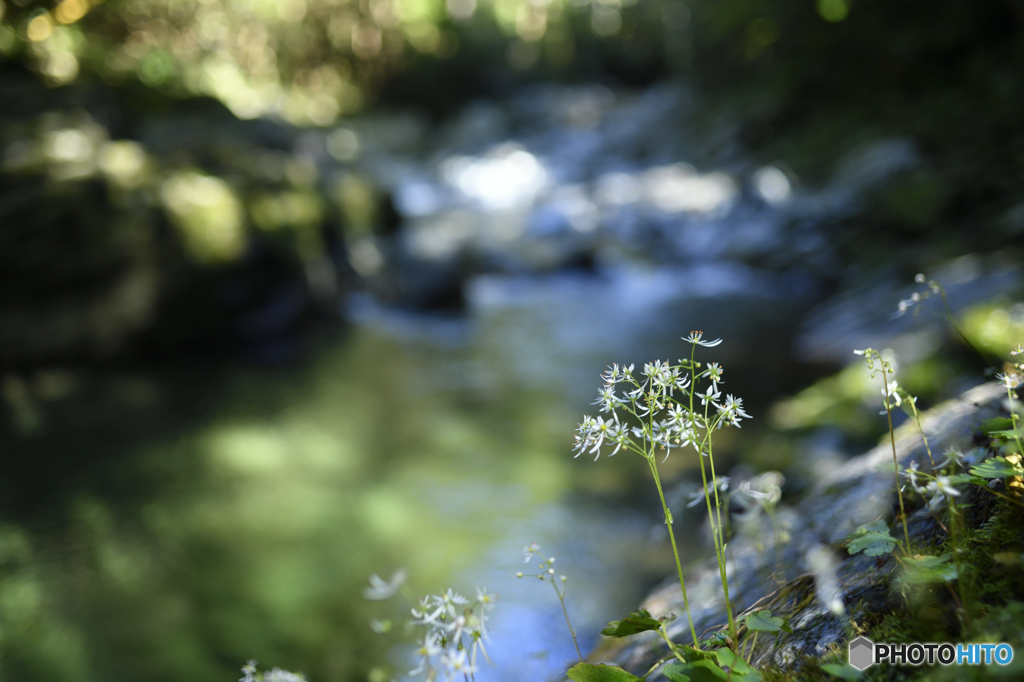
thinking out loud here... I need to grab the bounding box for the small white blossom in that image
[716,394,750,428]
[687,477,730,508]
[997,371,1022,390]
[700,384,721,407]
[446,614,468,641]
[704,362,724,388]
[902,461,926,494]
[881,380,901,410]
[593,385,623,414]
[935,448,964,470]
[476,587,497,612]
[685,331,723,347]
[362,568,407,600]
[441,649,475,678]
[410,634,442,675]
[927,476,961,499]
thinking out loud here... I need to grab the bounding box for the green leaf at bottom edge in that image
[663,660,731,682]
[566,663,645,682]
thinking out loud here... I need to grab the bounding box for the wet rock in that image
[0,75,348,366]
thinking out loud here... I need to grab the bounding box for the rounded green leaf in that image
[743,610,785,633]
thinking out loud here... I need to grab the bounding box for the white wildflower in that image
[704,362,724,387]
[903,461,926,494]
[716,394,750,428]
[362,568,407,600]
[687,477,730,508]
[685,331,723,347]
[935,448,964,470]
[441,649,475,678]
[927,476,961,499]
[997,371,1022,390]
[410,634,442,676]
[700,384,721,407]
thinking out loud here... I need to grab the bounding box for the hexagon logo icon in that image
[849,636,875,670]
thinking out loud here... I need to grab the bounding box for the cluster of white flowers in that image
[852,348,908,416]
[573,333,750,462]
[406,587,496,680]
[903,460,963,511]
[517,542,564,585]
[516,542,583,662]
[363,569,496,681]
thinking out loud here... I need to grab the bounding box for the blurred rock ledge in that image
[0,72,351,367]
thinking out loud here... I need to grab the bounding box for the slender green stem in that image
[705,429,737,647]
[908,399,935,469]
[645,651,682,679]
[648,455,700,648]
[936,286,999,369]
[658,625,688,664]
[881,360,913,553]
[745,631,759,662]
[1004,384,1024,458]
[686,344,737,649]
[945,495,973,629]
[980,485,1024,508]
[552,581,583,662]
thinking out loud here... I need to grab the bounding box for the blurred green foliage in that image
[3,0,1017,124]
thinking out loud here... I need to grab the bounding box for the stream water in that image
[1,261,820,682]
[1,80,946,682]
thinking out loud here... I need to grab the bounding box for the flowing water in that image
[0,263,817,682]
[0,78,881,682]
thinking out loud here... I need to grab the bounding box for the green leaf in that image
[856,519,888,534]
[714,648,760,678]
[714,648,748,673]
[846,522,897,557]
[661,663,692,682]
[947,473,986,486]
[900,553,958,585]
[600,609,663,638]
[566,663,646,682]
[663,660,728,682]
[743,610,787,633]
[971,457,1022,479]
[980,418,1015,434]
[821,662,863,680]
